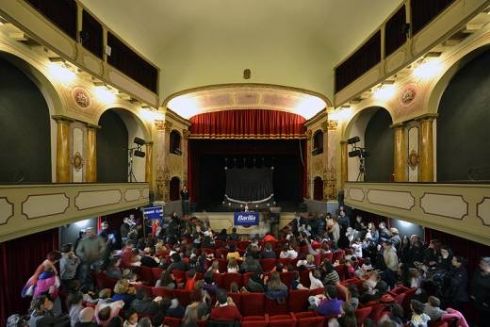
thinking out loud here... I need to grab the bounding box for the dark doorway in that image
[169,176,180,201]
[313,177,323,200]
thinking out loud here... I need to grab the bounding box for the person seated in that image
[67,292,84,327]
[95,298,125,327]
[309,269,324,290]
[245,272,265,292]
[262,233,278,244]
[210,290,242,322]
[323,261,340,286]
[227,258,240,273]
[409,299,431,327]
[216,229,228,242]
[261,243,277,259]
[265,271,288,303]
[111,279,136,309]
[29,295,70,327]
[297,254,316,269]
[291,271,307,290]
[311,285,344,317]
[240,254,262,273]
[166,298,185,318]
[424,296,469,327]
[229,228,239,241]
[130,287,159,315]
[279,244,298,259]
[140,247,159,268]
[226,244,241,262]
[123,310,138,327]
[75,307,97,327]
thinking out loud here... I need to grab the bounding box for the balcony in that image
[0,182,149,242]
[344,182,490,245]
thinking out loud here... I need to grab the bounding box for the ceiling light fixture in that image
[94,85,116,104]
[373,83,396,101]
[48,62,76,84]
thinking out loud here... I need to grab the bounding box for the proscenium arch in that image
[162,83,332,112]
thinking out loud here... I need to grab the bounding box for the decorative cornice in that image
[305,110,328,127]
[165,109,192,127]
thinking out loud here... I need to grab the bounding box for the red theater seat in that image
[280,271,295,288]
[151,267,164,280]
[260,258,277,272]
[163,316,181,327]
[222,273,242,289]
[241,293,265,316]
[173,289,192,306]
[294,314,325,327]
[265,297,289,315]
[355,306,373,326]
[288,289,310,312]
[228,292,241,311]
[94,272,117,290]
[241,315,269,327]
[137,266,155,284]
[268,313,296,327]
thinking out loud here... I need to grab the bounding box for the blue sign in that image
[234,211,259,226]
[142,206,164,220]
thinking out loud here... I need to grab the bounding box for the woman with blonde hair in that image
[265,271,288,303]
[227,257,239,273]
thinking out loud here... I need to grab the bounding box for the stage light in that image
[48,62,75,84]
[75,219,91,228]
[413,59,443,80]
[373,84,396,101]
[134,150,145,158]
[347,136,360,144]
[94,86,116,104]
[134,137,146,146]
[349,150,361,157]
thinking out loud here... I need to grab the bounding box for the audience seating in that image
[94,272,117,290]
[355,306,373,326]
[163,316,181,327]
[240,293,266,316]
[265,297,289,315]
[222,273,243,290]
[241,315,269,327]
[288,289,310,312]
[260,258,277,272]
[293,312,325,327]
[268,313,296,327]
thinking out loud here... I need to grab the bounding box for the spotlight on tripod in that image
[128,137,147,182]
[347,136,368,181]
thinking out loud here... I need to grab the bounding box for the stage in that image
[191,211,297,236]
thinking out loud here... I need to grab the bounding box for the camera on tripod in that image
[347,136,368,181]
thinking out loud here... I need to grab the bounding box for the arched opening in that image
[0,56,51,183]
[169,176,181,201]
[437,48,490,181]
[97,108,148,183]
[170,130,182,155]
[97,110,128,182]
[312,130,323,155]
[345,107,393,182]
[313,176,323,200]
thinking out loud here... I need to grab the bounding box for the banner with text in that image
[234,211,259,226]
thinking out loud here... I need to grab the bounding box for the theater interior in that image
[1,0,490,326]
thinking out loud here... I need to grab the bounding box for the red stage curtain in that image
[190,110,306,139]
[0,228,59,323]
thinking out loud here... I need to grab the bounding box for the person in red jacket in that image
[210,290,242,322]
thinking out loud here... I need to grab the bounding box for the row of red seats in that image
[163,311,327,327]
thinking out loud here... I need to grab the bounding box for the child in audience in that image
[123,310,138,327]
[409,299,431,327]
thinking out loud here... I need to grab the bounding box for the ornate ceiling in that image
[79,0,403,103]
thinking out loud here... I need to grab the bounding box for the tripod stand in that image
[128,148,137,182]
[357,156,366,181]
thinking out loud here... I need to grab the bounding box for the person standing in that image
[471,257,490,326]
[181,184,190,216]
[76,227,106,290]
[60,243,80,291]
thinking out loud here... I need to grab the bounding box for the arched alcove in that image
[345,107,393,182]
[97,108,149,183]
[170,130,182,155]
[169,176,181,201]
[313,130,323,155]
[97,110,128,182]
[313,176,323,200]
[0,56,51,183]
[437,48,490,181]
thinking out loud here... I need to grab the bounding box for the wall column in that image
[85,125,97,182]
[418,115,437,182]
[54,116,72,183]
[145,142,153,187]
[340,140,348,188]
[393,123,407,182]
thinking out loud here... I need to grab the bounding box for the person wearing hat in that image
[60,243,80,290]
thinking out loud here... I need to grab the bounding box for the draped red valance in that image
[189,109,306,139]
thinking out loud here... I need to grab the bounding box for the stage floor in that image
[191,211,296,236]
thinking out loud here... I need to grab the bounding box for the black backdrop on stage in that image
[189,140,306,210]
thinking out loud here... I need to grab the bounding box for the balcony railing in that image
[344,182,490,246]
[0,182,149,242]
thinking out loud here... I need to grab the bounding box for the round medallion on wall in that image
[72,152,84,171]
[72,87,91,109]
[408,149,419,170]
[400,85,417,106]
